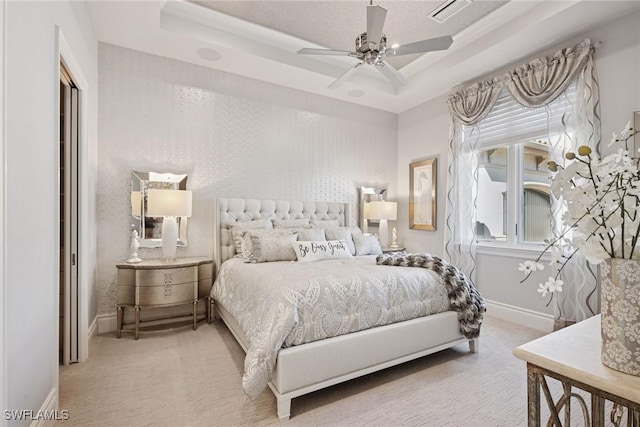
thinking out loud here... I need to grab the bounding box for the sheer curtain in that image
[444,80,503,282]
[444,39,601,325]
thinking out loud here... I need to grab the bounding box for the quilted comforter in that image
[211,255,452,398]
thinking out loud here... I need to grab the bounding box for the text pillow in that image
[292,240,353,263]
[325,228,357,255]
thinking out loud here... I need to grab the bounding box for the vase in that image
[600,258,640,376]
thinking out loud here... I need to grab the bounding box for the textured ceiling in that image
[191,0,508,69]
[86,1,640,112]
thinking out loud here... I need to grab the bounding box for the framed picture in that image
[409,157,437,230]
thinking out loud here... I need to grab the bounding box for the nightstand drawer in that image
[137,266,197,287]
[118,269,136,287]
[198,263,213,280]
[118,285,135,305]
[136,282,196,306]
[198,278,212,298]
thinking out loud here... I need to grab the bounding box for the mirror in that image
[635,110,640,153]
[358,186,387,233]
[131,171,188,248]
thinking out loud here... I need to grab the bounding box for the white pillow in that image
[273,218,311,229]
[241,230,297,263]
[325,227,360,255]
[292,239,353,263]
[310,219,340,229]
[353,233,383,256]
[229,219,273,256]
[296,228,326,241]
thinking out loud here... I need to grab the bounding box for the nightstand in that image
[116,257,213,339]
[383,247,406,254]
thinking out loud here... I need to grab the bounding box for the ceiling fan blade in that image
[366,5,387,49]
[329,62,364,90]
[388,35,453,56]
[297,48,355,56]
[377,62,407,87]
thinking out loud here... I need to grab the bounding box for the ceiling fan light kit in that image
[297,2,454,89]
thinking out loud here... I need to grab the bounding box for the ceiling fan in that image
[297,1,453,89]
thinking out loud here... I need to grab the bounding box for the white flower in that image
[537,283,550,297]
[520,122,640,302]
[545,277,564,293]
[608,132,618,147]
[518,260,544,274]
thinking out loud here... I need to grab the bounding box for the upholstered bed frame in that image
[211,198,478,420]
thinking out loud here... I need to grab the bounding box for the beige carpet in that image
[57,315,547,427]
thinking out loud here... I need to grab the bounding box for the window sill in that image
[476,242,551,261]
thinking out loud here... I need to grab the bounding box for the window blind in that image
[470,81,577,150]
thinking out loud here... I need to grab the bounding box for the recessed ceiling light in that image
[348,89,365,98]
[196,48,221,61]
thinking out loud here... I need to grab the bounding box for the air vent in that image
[428,0,472,23]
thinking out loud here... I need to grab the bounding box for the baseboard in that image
[88,315,98,339]
[97,313,117,334]
[485,299,554,333]
[28,387,58,427]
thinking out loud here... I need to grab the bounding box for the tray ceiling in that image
[191,1,508,69]
[86,1,640,113]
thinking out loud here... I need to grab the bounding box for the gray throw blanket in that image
[376,253,486,339]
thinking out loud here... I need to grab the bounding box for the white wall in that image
[97,44,398,320]
[4,0,98,421]
[397,94,450,256]
[397,12,640,320]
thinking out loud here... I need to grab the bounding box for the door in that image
[59,64,79,365]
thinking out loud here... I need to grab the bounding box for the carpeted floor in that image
[57,315,547,427]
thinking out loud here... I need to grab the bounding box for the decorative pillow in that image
[324,227,361,255]
[273,218,311,229]
[241,230,297,263]
[292,239,353,263]
[229,219,273,256]
[310,219,340,229]
[353,233,383,256]
[296,228,327,241]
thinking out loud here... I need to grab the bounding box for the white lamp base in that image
[378,219,389,249]
[161,217,178,261]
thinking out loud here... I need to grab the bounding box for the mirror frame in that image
[358,186,387,233]
[131,171,189,248]
[634,110,640,154]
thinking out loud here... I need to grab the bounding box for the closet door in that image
[60,65,79,365]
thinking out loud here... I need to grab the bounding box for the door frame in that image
[0,0,8,420]
[55,28,89,366]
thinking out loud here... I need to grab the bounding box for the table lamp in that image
[365,201,397,248]
[130,191,141,217]
[146,189,192,261]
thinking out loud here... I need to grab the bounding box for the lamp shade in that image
[365,201,397,221]
[146,189,192,217]
[131,191,142,216]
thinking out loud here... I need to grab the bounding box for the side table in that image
[513,315,640,426]
[116,257,213,339]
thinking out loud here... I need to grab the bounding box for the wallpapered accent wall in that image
[97,43,398,315]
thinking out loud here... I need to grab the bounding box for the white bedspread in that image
[212,255,451,398]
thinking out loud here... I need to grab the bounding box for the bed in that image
[210,198,483,420]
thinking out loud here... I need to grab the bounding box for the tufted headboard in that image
[213,198,350,269]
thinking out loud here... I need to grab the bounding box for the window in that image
[467,84,576,246]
